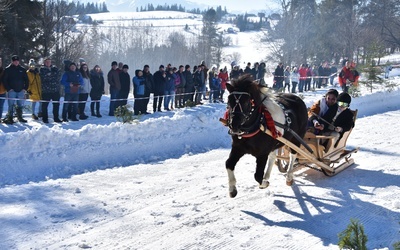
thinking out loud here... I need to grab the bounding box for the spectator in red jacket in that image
[298,64,308,93]
[338,61,359,93]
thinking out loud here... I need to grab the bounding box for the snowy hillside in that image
[77,0,276,14]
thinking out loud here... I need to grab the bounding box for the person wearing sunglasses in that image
[324,92,355,149]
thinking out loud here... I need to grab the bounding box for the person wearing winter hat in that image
[26,59,42,120]
[40,57,62,123]
[2,55,29,124]
[60,62,84,122]
[152,65,166,112]
[141,64,152,114]
[107,61,121,116]
[322,92,355,149]
[118,64,130,107]
[183,64,195,104]
[307,88,339,133]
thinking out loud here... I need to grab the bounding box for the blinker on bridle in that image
[228,91,255,128]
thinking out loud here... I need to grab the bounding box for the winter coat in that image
[193,70,203,87]
[142,71,153,94]
[133,70,145,96]
[173,72,181,89]
[61,70,84,94]
[107,69,121,90]
[338,66,359,87]
[40,65,60,94]
[252,67,259,80]
[89,70,105,99]
[3,64,29,92]
[208,71,217,89]
[273,65,284,83]
[153,70,167,94]
[298,67,308,81]
[119,71,131,93]
[183,70,194,91]
[218,71,229,90]
[165,71,176,92]
[284,70,291,84]
[308,98,339,132]
[27,69,42,101]
[244,66,252,75]
[333,108,354,136]
[80,77,91,94]
[290,71,300,83]
[176,71,186,89]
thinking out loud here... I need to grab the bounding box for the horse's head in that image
[226,74,261,135]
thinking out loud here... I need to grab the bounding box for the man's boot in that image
[91,103,96,116]
[16,107,27,123]
[3,113,14,124]
[96,106,102,118]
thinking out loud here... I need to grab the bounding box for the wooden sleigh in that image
[261,110,359,176]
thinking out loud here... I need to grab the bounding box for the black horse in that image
[225,74,308,198]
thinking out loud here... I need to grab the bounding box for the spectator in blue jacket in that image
[164,67,176,111]
[60,62,83,122]
[133,69,147,115]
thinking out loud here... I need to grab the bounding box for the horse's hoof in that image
[229,188,238,198]
[286,179,294,186]
[259,180,270,189]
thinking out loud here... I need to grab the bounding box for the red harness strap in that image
[261,107,281,139]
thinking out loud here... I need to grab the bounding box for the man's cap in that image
[11,55,19,61]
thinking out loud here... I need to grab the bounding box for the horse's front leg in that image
[285,152,297,186]
[254,154,268,186]
[259,151,276,189]
[226,148,244,198]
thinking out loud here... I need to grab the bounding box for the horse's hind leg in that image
[260,151,276,189]
[226,149,244,198]
[286,151,297,186]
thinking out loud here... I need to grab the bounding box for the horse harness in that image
[227,91,292,139]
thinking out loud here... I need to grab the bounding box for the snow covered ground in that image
[1,72,400,249]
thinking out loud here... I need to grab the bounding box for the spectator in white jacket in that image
[290,67,300,93]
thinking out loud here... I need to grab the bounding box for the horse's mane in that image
[230,74,274,106]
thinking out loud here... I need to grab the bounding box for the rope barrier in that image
[0,90,208,103]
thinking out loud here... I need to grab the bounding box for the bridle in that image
[227,91,257,135]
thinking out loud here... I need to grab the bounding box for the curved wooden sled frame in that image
[261,109,359,176]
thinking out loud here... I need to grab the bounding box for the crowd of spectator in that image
[0,55,360,125]
[273,60,359,94]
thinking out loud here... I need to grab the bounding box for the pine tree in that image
[338,219,368,250]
